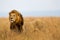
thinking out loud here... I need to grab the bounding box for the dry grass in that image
[0,17,60,40]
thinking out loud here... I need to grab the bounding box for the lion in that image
[9,10,24,32]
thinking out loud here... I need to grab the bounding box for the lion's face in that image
[9,10,23,24]
[9,13,18,23]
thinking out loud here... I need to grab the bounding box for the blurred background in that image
[0,0,60,17]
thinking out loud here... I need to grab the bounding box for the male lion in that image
[9,10,24,32]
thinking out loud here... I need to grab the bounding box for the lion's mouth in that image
[10,19,15,23]
[11,20,14,22]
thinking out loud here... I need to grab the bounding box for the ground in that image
[0,17,60,40]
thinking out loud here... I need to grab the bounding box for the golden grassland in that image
[0,17,60,40]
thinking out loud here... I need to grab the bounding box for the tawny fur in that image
[9,10,24,32]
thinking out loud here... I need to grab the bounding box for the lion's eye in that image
[13,15,15,16]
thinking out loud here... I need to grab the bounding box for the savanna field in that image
[0,17,60,40]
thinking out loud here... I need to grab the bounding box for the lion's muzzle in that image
[10,17,15,23]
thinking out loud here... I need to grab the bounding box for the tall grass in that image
[0,17,60,40]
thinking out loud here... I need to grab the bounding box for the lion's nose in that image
[11,18,13,19]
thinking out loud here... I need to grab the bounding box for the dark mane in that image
[9,10,24,32]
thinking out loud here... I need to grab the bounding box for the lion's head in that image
[9,10,24,32]
[9,10,23,24]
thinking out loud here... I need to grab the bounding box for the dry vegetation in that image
[0,17,60,40]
